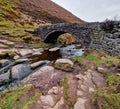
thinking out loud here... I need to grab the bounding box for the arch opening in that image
[44,31,79,45]
[44,31,66,43]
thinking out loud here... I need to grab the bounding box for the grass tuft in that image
[0,84,42,109]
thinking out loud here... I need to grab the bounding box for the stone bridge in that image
[34,22,100,46]
[33,22,120,56]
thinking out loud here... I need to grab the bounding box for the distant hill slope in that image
[0,0,83,28]
[17,0,83,24]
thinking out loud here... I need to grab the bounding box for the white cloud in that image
[52,0,120,22]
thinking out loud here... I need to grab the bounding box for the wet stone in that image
[0,70,10,86]
[31,60,49,69]
[15,58,31,64]
[11,63,31,80]
[49,47,60,52]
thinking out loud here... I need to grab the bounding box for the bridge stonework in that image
[34,22,120,56]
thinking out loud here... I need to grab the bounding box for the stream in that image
[28,44,84,63]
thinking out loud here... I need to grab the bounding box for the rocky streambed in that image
[0,44,84,91]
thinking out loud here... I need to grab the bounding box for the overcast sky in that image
[52,0,120,22]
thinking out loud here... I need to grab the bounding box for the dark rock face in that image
[34,21,120,56]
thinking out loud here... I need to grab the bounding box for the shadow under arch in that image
[44,31,79,43]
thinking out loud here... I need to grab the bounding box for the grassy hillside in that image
[0,0,83,47]
[0,0,48,48]
[0,0,19,27]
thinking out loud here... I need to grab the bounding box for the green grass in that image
[0,84,32,109]
[105,93,120,108]
[93,74,120,109]
[30,43,51,48]
[0,84,42,109]
[0,50,16,59]
[21,91,41,109]
[102,55,120,67]
[0,21,15,28]
[71,50,120,67]
[63,77,69,100]
[0,0,43,46]
[94,93,120,109]
[0,26,42,44]
[106,75,120,86]
[60,76,76,109]
[0,0,19,21]
[60,76,69,100]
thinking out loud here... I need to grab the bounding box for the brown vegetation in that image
[17,0,83,24]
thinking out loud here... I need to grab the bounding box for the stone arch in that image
[44,30,80,43]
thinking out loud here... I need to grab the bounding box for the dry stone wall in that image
[90,21,120,56]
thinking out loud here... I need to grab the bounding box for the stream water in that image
[60,44,84,58]
[28,44,84,63]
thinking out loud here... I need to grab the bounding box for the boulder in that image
[0,62,14,75]
[32,51,42,55]
[18,49,33,56]
[31,60,49,69]
[21,66,55,85]
[32,48,44,55]
[48,86,59,95]
[40,95,56,107]
[21,69,43,83]
[55,58,74,71]
[74,98,87,109]
[28,70,43,78]
[15,58,31,64]
[51,97,65,109]
[0,59,11,68]
[49,47,60,52]
[11,64,31,80]
[91,72,106,88]
[33,48,44,52]
[13,55,20,60]
[0,70,10,85]
[55,59,74,66]
[40,66,54,73]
